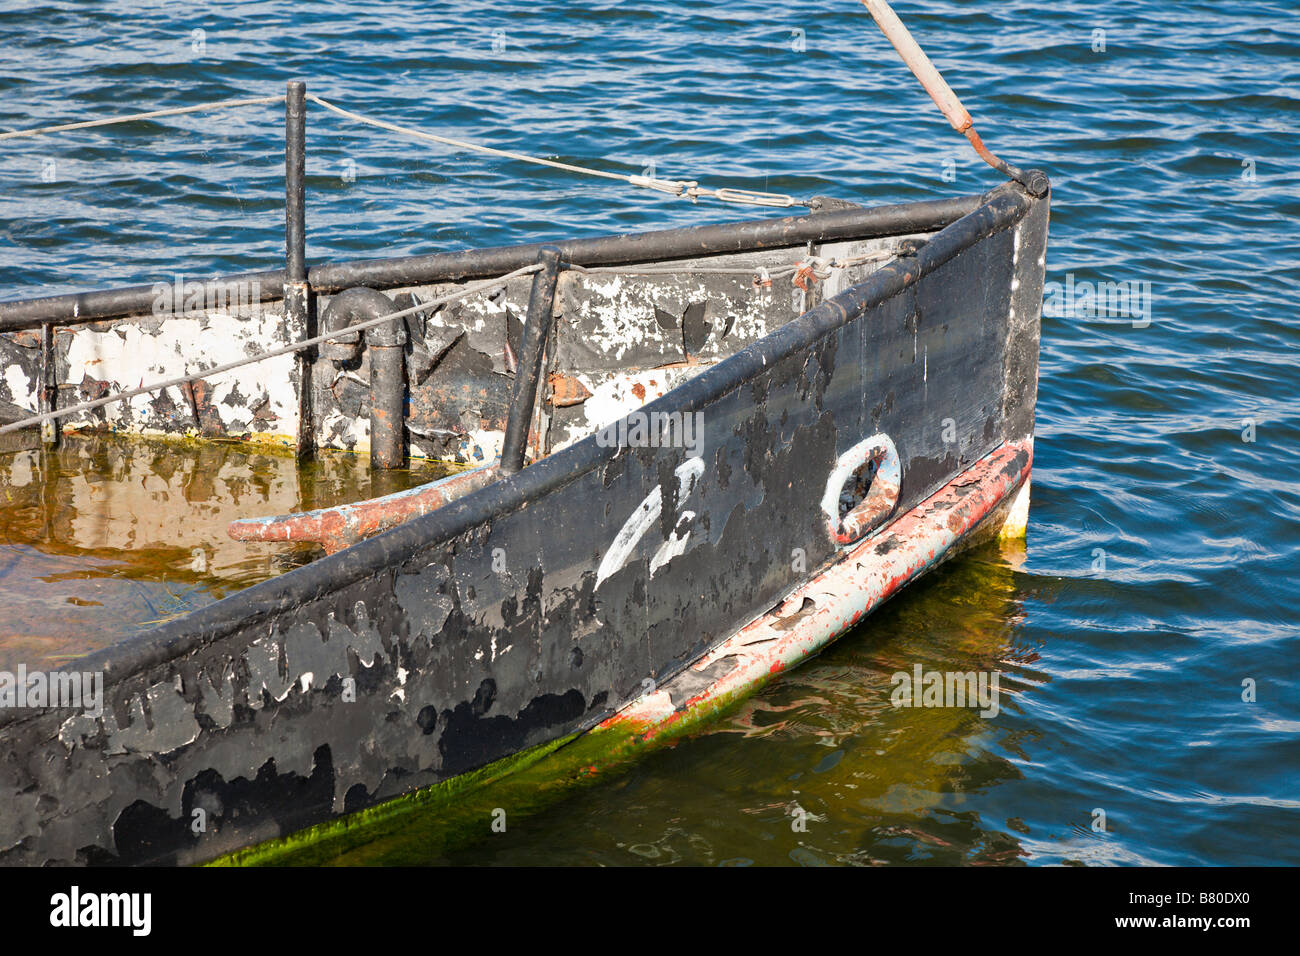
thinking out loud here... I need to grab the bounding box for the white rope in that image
[0,89,813,208]
[306,93,809,210]
[0,264,540,436]
[0,95,285,141]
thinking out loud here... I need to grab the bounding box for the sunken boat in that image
[0,5,1049,866]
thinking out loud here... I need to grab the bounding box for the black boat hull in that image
[0,181,1048,865]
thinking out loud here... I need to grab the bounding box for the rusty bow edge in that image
[604,439,1032,740]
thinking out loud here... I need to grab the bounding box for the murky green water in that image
[0,435,452,671]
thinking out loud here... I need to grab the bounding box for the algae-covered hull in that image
[0,181,1048,865]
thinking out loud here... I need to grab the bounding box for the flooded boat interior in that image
[0,438,455,671]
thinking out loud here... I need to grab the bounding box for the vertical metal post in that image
[38,321,58,446]
[500,246,562,475]
[285,80,314,460]
[368,318,408,471]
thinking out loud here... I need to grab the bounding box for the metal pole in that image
[860,0,1047,196]
[500,246,562,475]
[285,79,314,459]
[39,321,58,446]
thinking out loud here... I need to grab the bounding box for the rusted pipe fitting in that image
[320,287,381,359]
[1020,168,1050,198]
[369,339,406,469]
[321,287,408,469]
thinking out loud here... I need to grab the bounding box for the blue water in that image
[1,0,1296,866]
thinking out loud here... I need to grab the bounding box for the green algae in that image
[211,671,777,866]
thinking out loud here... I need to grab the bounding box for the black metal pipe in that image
[39,321,57,446]
[0,194,985,331]
[500,246,562,475]
[369,338,406,470]
[0,270,286,332]
[285,81,307,285]
[319,287,407,470]
[285,80,314,460]
[306,194,983,293]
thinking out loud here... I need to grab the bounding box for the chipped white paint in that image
[550,365,703,454]
[13,237,910,460]
[60,308,299,439]
[458,426,503,465]
[318,406,369,454]
[4,364,32,408]
[649,510,695,576]
[596,456,705,588]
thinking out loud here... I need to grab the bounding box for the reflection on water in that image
[315,538,1049,866]
[0,435,454,671]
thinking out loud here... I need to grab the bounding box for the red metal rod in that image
[228,463,499,554]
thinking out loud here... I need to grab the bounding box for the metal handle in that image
[820,433,901,547]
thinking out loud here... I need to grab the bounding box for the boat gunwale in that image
[0,193,986,331]
[0,176,1043,728]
